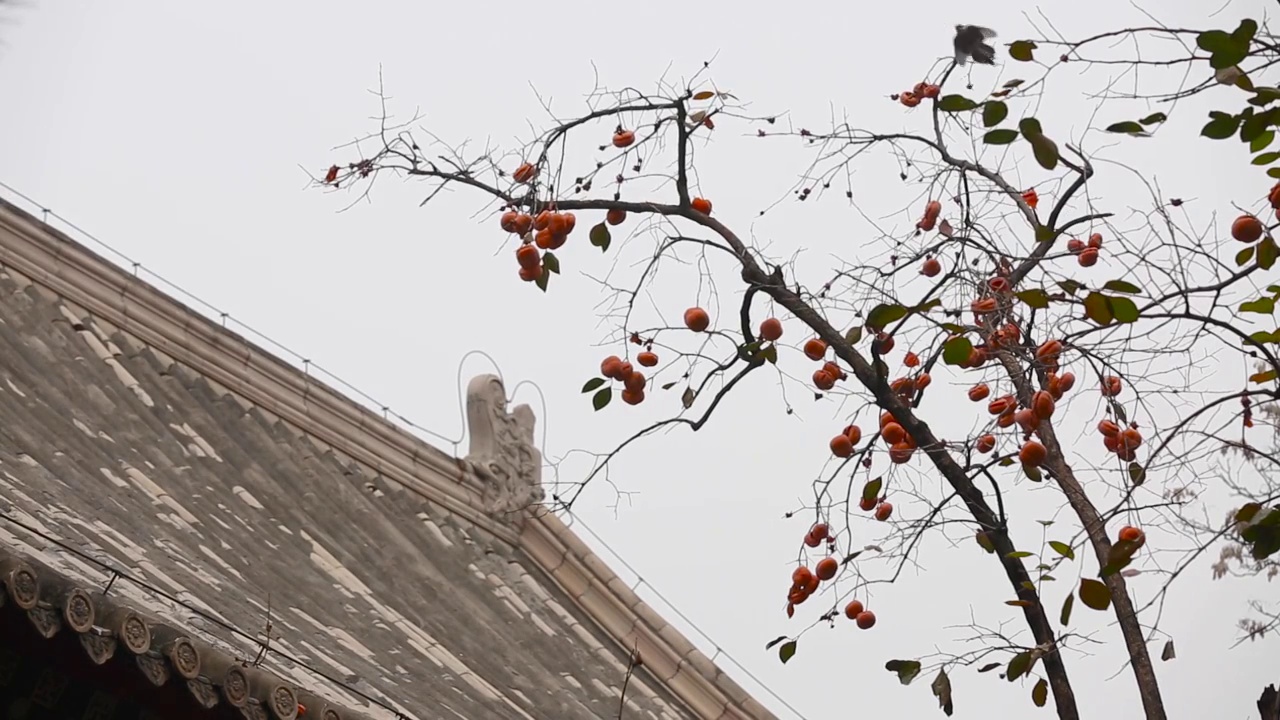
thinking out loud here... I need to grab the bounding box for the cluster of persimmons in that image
[788,523,878,628]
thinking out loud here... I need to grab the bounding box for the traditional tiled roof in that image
[0,197,777,720]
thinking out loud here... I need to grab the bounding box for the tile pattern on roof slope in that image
[0,268,691,720]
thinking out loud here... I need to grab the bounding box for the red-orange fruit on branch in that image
[844,600,864,620]
[815,557,839,581]
[612,129,636,148]
[684,307,711,332]
[1019,440,1047,467]
[803,338,828,361]
[636,351,658,367]
[516,245,541,270]
[691,197,713,215]
[830,434,854,458]
[512,162,537,184]
[976,434,996,454]
[759,317,784,342]
[1232,214,1264,243]
[813,370,837,391]
[1101,375,1123,397]
[844,424,863,445]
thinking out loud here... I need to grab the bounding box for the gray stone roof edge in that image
[0,196,779,720]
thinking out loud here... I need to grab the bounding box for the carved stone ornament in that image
[465,374,546,519]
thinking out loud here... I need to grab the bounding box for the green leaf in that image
[1240,297,1276,314]
[1251,130,1275,152]
[1032,678,1049,707]
[1238,503,1264,523]
[942,336,974,366]
[1240,109,1274,143]
[845,326,864,345]
[1270,167,1280,179]
[866,303,908,330]
[939,323,966,333]
[1006,551,1034,559]
[1016,289,1051,308]
[1079,578,1111,611]
[1057,279,1084,295]
[1060,592,1074,625]
[1024,464,1043,482]
[1083,292,1114,325]
[764,636,788,650]
[1109,296,1140,324]
[978,662,1002,673]
[1129,462,1147,486]
[582,378,606,393]
[1249,330,1280,344]
[1202,114,1241,140]
[984,129,1020,145]
[983,101,1009,127]
[1036,225,1057,243]
[535,266,551,292]
[1255,151,1280,165]
[931,669,954,716]
[1008,40,1037,62]
[1105,121,1145,134]
[1019,117,1044,136]
[1233,18,1259,43]
[1048,541,1075,560]
[541,250,561,274]
[976,531,996,554]
[938,94,980,112]
[1212,45,1250,71]
[761,344,778,364]
[589,222,612,252]
[885,659,923,685]
[1103,280,1141,294]
[1028,133,1060,170]
[1139,112,1168,126]
[862,477,883,504]
[1196,30,1232,53]
[779,640,797,664]
[1250,369,1278,383]
[592,387,612,411]
[1006,599,1033,607]
[1258,237,1279,270]
[1237,245,1257,266]
[1006,651,1034,682]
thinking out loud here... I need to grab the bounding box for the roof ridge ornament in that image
[464,374,546,521]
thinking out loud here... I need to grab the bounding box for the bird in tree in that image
[953,24,998,65]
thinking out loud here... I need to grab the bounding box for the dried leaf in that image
[1079,578,1111,611]
[1032,678,1049,707]
[885,659,923,685]
[931,669,954,716]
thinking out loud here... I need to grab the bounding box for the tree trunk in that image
[733,256,1083,720]
[1260,684,1279,720]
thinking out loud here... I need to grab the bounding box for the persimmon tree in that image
[319,12,1280,720]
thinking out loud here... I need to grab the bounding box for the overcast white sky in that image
[2,1,1277,718]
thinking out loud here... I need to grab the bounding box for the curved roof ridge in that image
[0,196,779,720]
